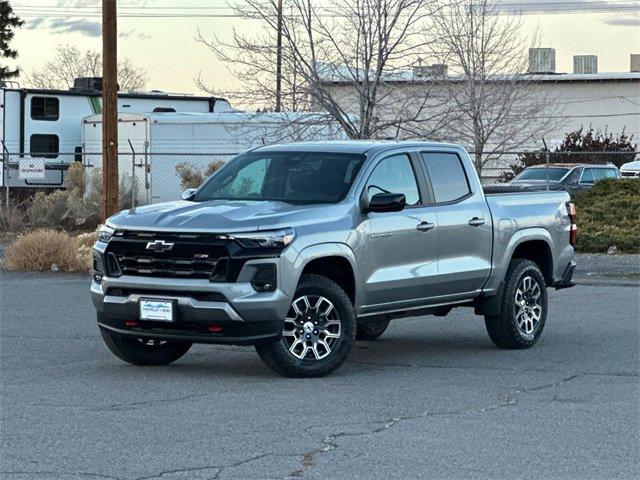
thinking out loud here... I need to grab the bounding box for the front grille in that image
[106,231,230,280]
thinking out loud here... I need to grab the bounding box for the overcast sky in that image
[9,0,640,94]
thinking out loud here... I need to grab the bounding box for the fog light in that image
[251,265,277,292]
[93,274,103,284]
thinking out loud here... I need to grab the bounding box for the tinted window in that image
[565,168,581,184]
[592,168,619,181]
[30,134,59,158]
[365,154,420,206]
[195,151,365,204]
[422,152,470,203]
[515,167,570,181]
[31,97,59,121]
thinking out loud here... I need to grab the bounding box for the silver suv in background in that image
[92,142,576,377]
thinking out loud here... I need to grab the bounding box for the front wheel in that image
[484,259,548,349]
[100,327,192,366]
[255,274,356,378]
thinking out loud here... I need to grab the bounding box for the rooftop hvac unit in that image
[413,64,448,79]
[573,55,598,74]
[528,48,556,74]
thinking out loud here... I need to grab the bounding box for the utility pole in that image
[102,0,118,221]
[275,0,283,112]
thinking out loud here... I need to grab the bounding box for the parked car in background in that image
[511,164,620,193]
[620,160,640,178]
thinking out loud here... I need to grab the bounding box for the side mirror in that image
[365,192,406,213]
[181,188,197,201]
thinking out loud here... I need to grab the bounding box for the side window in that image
[365,154,420,206]
[226,158,269,197]
[31,97,59,121]
[422,152,471,203]
[593,168,619,181]
[30,134,59,159]
[580,168,595,184]
[565,168,581,184]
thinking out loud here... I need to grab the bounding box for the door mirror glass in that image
[181,188,197,200]
[365,192,406,213]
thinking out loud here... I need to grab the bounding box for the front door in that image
[358,153,439,314]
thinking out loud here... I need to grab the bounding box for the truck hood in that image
[107,199,351,233]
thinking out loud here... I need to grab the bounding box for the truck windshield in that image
[193,151,366,204]
[514,167,570,182]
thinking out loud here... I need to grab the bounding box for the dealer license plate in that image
[139,298,175,322]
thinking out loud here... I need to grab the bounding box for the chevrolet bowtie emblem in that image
[146,240,175,252]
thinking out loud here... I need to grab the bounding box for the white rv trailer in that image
[0,77,232,189]
[82,111,348,204]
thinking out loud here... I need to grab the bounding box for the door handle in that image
[468,217,485,227]
[417,221,435,232]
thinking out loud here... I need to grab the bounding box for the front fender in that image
[283,243,358,300]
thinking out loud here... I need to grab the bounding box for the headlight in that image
[232,228,295,249]
[97,224,115,243]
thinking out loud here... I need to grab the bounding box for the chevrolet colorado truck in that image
[91,142,577,377]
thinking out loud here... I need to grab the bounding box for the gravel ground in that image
[1,271,638,480]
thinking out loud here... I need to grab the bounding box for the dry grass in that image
[2,229,97,272]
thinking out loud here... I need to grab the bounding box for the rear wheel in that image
[356,318,390,341]
[255,274,356,378]
[100,327,192,366]
[484,259,548,349]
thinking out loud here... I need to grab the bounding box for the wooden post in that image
[275,0,283,112]
[102,0,118,221]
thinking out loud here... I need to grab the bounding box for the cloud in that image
[602,16,640,26]
[497,0,640,14]
[47,18,101,37]
[119,30,153,41]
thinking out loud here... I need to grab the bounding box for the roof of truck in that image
[253,140,464,155]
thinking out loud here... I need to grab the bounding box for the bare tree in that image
[197,0,451,140]
[196,7,311,112]
[429,0,561,174]
[25,44,147,91]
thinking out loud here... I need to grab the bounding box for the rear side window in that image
[31,97,60,121]
[592,168,619,181]
[30,134,59,158]
[422,152,471,203]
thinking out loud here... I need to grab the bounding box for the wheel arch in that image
[293,244,357,305]
[509,236,554,285]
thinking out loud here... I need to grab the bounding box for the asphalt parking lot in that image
[1,269,639,480]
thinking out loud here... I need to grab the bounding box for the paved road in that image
[1,272,638,480]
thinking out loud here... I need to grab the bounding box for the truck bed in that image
[483,184,562,195]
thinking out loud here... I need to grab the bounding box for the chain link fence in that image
[1,148,638,233]
[476,151,637,183]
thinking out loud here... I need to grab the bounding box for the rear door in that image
[419,150,492,297]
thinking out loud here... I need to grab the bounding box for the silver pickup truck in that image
[91,141,577,377]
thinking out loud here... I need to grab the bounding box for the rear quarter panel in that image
[485,190,574,293]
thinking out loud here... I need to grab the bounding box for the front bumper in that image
[91,274,292,345]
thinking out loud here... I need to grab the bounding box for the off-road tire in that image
[255,274,356,378]
[484,259,548,349]
[100,327,192,366]
[356,318,390,341]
